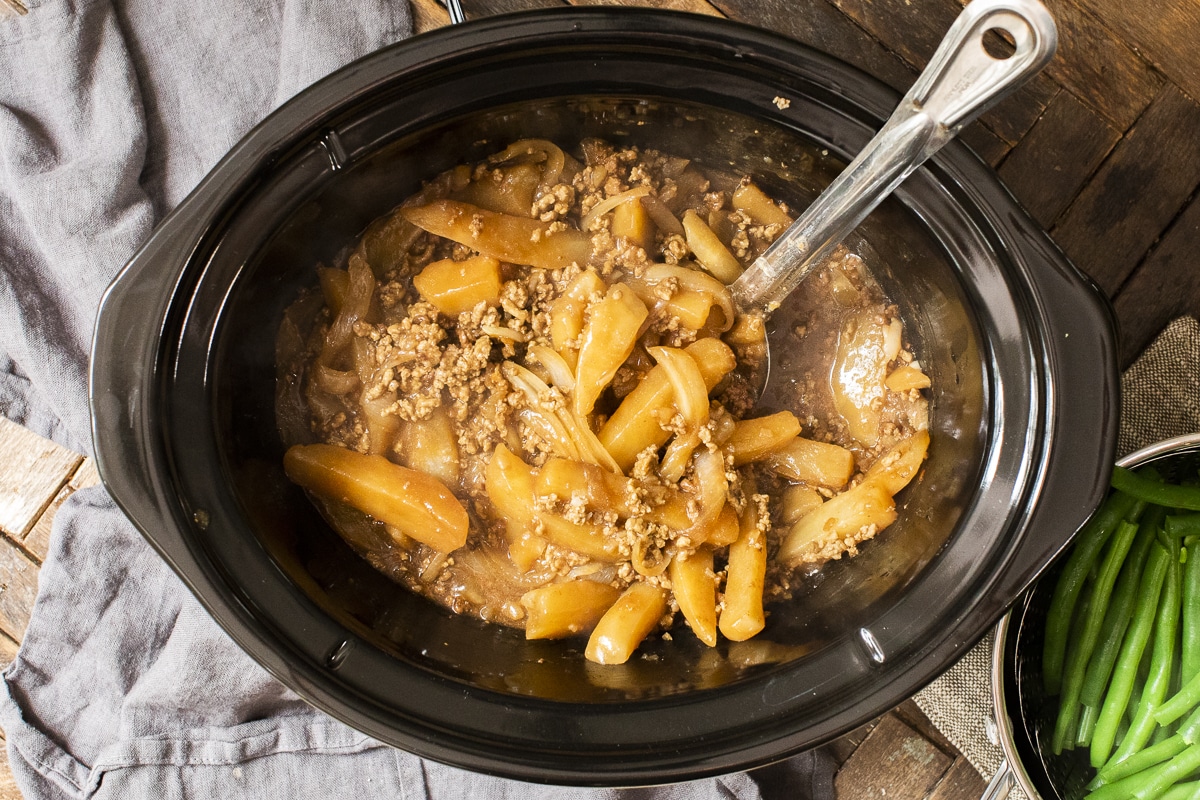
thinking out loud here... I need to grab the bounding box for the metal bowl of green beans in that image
[994,432,1200,800]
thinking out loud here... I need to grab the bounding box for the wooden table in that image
[3,0,1199,796]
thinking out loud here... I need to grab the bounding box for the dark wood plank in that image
[1112,192,1200,368]
[1036,0,1162,131]
[834,713,952,799]
[1070,0,1200,104]
[1051,84,1200,295]
[826,715,882,766]
[714,0,920,97]
[998,89,1121,229]
[0,537,39,642]
[828,0,1060,144]
[927,756,988,800]
[893,698,959,757]
[958,120,1012,168]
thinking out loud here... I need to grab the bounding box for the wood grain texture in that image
[1037,0,1162,131]
[828,0,1059,145]
[411,0,451,32]
[0,633,17,670]
[998,89,1120,229]
[568,0,722,14]
[834,713,952,798]
[21,458,98,564]
[926,756,989,800]
[713,0,919,95]
[1051,85,1200,295]
[1070,0,1200,103]
[0,417,80,540]
[1112,192,1200,367]
[0,537,39,642]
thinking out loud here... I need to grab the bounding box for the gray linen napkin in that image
[914,315,1200,783]
[0,2,834,798]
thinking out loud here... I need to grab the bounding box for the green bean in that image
[1126,743,1200,799]
[1055,520,1143,753]
[1155,671,1200,727]
[1083,509,1165,708]
[1111,549,1183,764]
[1113,467,1200,511]
[1046,490,1143,694]
[1185,541,1200,688]
[1168,514,1200,539]
[1092,733,1186,788]
[1092,542,1171,768]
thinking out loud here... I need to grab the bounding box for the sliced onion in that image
[527,344,576,394]
[487,138,567,187]
[312,364,359,395]
[883,317,903,362]
[640,194,685,236]
[660,430,701,484]
[684,448,728,539]
[482,324,528,343]
[502,361,620,473]
[581,185,652,232]
[320,254,375,365]
[648,346,710,430]
[632,538,670,578]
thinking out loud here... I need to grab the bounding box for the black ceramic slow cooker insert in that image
[90,9,1119,785]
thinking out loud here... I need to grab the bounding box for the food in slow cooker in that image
[276,138,930,664]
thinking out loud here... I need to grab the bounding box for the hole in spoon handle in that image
[728,0,1056,317]
[911,0,1058,134]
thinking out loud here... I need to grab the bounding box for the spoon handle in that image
[729,0,1057,315]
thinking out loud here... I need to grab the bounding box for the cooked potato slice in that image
[885,364,932,391]
[780,485,824,526]
[401,199,590,270]
[779,479,896,565]
[398,404,460,487]
[703,503,741,547]
[585,582,669,665]
[670,546,718,647]
[599,337,736,471]
[766,437,855,489]
[574,283,649,417]
[831,310,893,447]
[726,411,803,465]
[864,429,929,495]
[731,181,793,228]
[487,445,621,562]
[612,197,655,251]
[719,498,768,641]
[522,580,621,639]
[549,269,605,369]
[284,444,468,553]
[412,255,502,316]
[455,162,540,217]
[682,209,743,283]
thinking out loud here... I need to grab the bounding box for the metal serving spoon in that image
[730,0,1058,319]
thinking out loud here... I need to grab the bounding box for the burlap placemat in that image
[913,315,1200,785]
